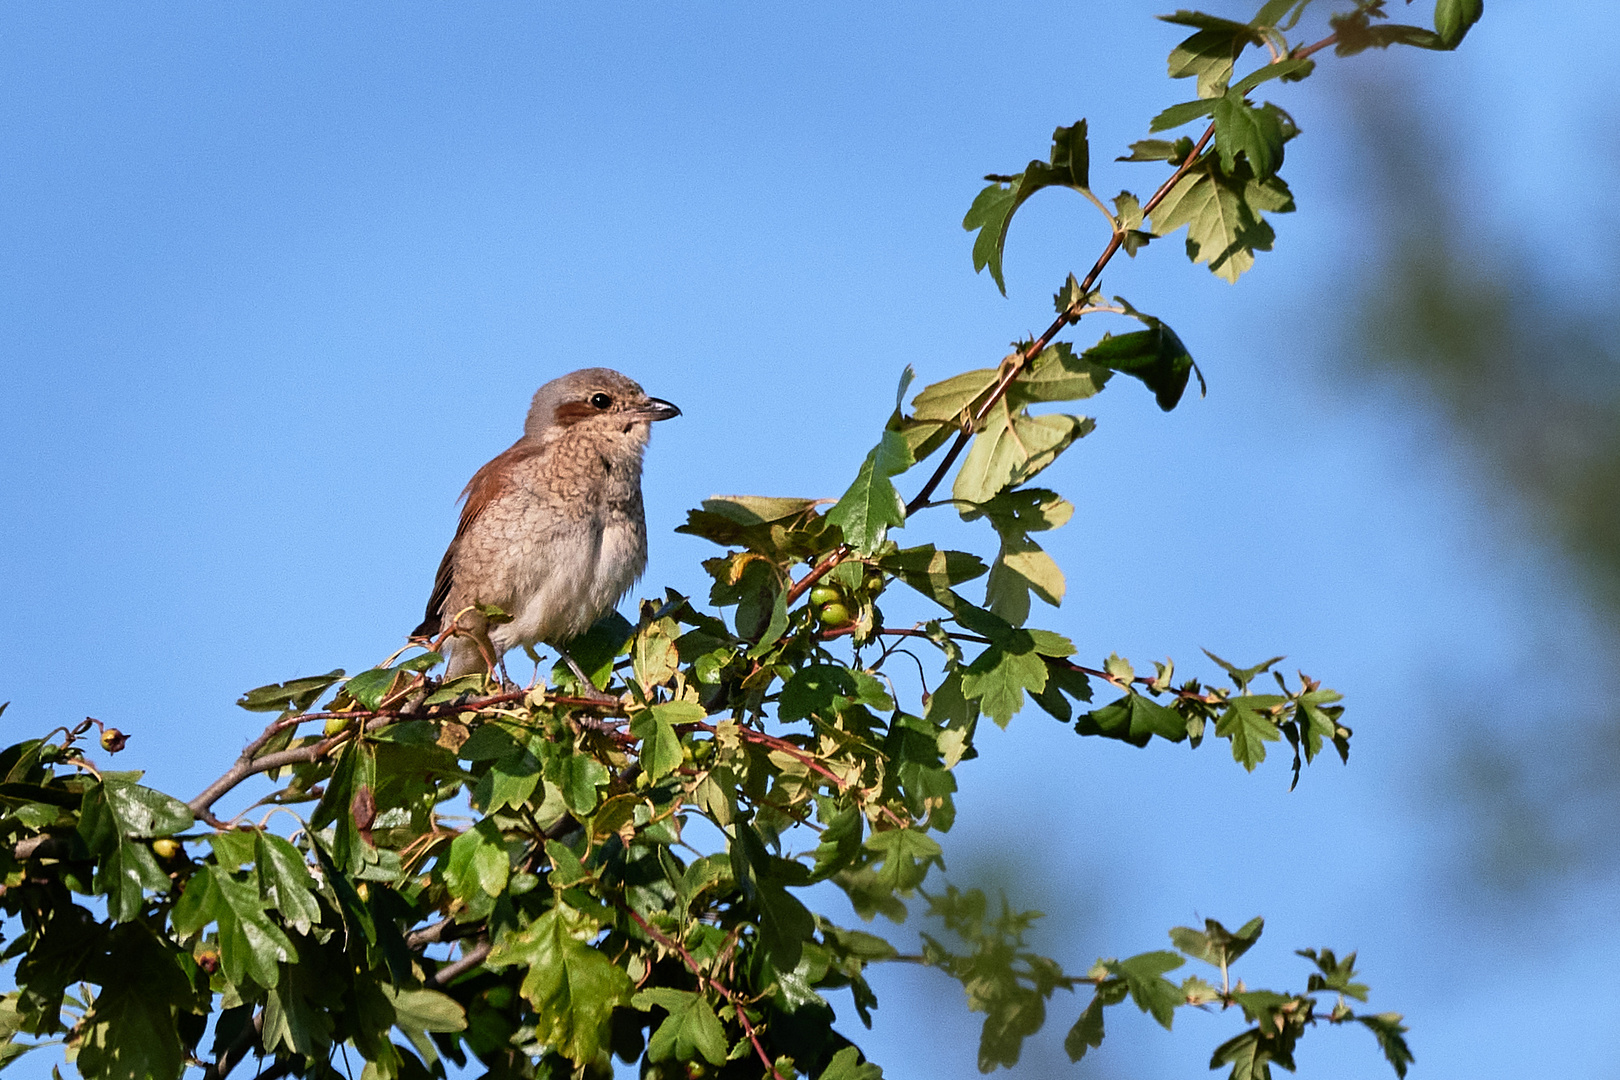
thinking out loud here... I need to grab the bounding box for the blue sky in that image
[2,2,1616,1077]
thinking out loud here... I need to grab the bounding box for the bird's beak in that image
[639,397,681,421]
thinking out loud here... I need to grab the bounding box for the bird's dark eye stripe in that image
[590,392,613,409]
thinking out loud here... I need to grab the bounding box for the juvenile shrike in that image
[413,368,680,681]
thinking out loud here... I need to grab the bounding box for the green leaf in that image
[443,818,509,902]
[1063,994,1106,1062]
[964,181,1019,295]
[984,535,1064,625]
[383,983,467,1065]
[1296,946,1369,1001]
[77,924,194,1080]
[1165,23,1254,98]
[343,667,398,711]
[1030,662,1093,722]
[170,864,298,989]
[880,546,990,606]
[1006,342,1112,407]
[1148,153,1294,282]
[964,121,1091,294]
[952,402,1093,504]
[1296,687,1344,763]
[77,773,194,922]
[1213,93,1286,179]
[1251,0,1312,29]
[545,839,591,887]
[819,1045,883,1080]
[236,670,344,713]
[629,704,686,781]
[1434,0,1483,48]
[632,988,729,1066]
[1229,57,1315,95]
[93,840,170,923]
[1209,1027,1268,1080]
[863,828,944,893]
[961,643,1048,727]
[779,664,858,724]
[77,772,193,849]
[255,832,322,935]
[1171,916,1264,968]
[262,958,339,1060]
[1216,696,1283,770]
[827,430,915,555]
[1203,650,1285,691]
[547,751,608,817]
[1109,950,1184,1029]
[486,904,633,1066]
[1150,98,1217,133]
[1074,693,1187,747]
[1080,308,1197,411]
[1357,1013,1414,1078]
[730,823,816,970]
[1119,136,1195,163]
[309,740,376,874]
[911,368,1000,422]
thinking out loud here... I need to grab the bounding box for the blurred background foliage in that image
[1344,81,1620,896]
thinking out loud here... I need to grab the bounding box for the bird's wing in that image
[413,440,547,638]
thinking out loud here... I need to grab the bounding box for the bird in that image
[413,368,680,684]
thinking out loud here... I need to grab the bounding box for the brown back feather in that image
[413,440,547,637]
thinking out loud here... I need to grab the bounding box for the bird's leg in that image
[557,646,619,704]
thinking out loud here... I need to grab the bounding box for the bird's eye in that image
[589,392,613,410]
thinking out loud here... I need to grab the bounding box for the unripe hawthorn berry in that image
[817,602,852,628]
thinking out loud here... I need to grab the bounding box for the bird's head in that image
[523,367,681,446]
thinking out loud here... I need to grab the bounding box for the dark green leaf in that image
[548,752,608,817]
[170,864,298,989]
[1213,93,1285,179]
[1074,692,1186,747]
[632,988,729,1065]
[827,430,914,555]
[1357,1013,1414,1078]
[1080,308,1196,411]
[1063,994,1106,1062]
[255,833,322,935]
[77,925,194,1080]
[1434,0,1483,48]
[731,823,816,970]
